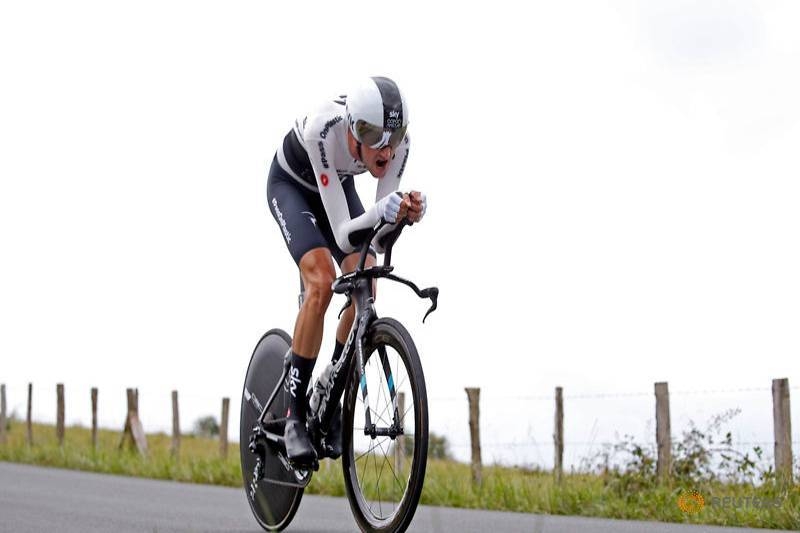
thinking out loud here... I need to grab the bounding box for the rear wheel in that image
[240,329,303,531]
[342,318,428,533]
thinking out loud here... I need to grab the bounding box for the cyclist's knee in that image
[305,277,333,315]
[300,250,335,315]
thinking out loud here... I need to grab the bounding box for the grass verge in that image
[1,422,798,529]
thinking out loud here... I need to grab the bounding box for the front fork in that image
[353,310,402,440]
[314,303,401,442]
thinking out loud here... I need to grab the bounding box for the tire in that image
[240,329,303,531]
[342,318,429,533]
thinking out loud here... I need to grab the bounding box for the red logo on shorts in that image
[320,174,329,187]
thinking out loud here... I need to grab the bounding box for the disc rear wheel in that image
[240,329,303,531]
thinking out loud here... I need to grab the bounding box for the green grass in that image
[1,421,798,529]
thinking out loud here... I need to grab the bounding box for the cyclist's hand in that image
[377,192,405,223]
[398,193,411,222]
[407,191,426,222]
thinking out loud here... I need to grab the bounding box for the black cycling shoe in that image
[323,403,343,459]
[284,418,316,465]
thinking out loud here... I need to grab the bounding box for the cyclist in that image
[266,76,427,465]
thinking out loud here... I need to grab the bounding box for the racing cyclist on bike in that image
[266,76,427,465]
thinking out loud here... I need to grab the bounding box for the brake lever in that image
[420,287,438,323]
[382,272,438,323]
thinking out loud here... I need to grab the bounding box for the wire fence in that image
[2,380,798,477]
[426,382,800,476]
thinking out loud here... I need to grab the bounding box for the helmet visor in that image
[354,120,407,150]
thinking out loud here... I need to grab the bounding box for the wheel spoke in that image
[375,435,405,498]
[369,404,392,427]
[372,437,380,515]
[355,437,388,463]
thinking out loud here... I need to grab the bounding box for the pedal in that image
[288,455,320,472]
[321,441,342,460]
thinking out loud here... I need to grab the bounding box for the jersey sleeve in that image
[305,128,382,254]
[372,133,411,253]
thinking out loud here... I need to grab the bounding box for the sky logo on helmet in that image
[386,118,401,129]
[386,108,402,129]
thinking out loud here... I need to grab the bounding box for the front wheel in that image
[342,318,429,533]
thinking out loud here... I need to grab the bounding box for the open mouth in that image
[376,159,388,169]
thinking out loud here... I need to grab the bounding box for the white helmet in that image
[345,76,409,150]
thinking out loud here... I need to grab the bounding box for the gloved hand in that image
[376,191,406,223]
[408,191,427,222]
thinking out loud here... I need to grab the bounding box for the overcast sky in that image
[1,1,798,466]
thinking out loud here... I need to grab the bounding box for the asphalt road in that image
[0,462,792,533]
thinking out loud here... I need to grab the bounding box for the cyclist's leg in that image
[267,161,335,463]
[267,164,336,360]
[293,247,335,358]
[336,252,376,343]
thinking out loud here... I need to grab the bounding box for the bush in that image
[193,416,219,438]
[583,408,770,494]
[392,431,452,460]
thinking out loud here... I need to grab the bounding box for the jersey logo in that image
[320,173,329,187]
[319,116,342,139]
[301,211,317,228]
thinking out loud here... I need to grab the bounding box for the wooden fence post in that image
[27,383,33,446]
[395,392,406,474]
[220,397,230,459]
[465,387,482,486]
[772,378,793,485]
[91,388,98,451]
[554,386,564,483]
[56,383,65,446]
[171,390,180,459]
[119,388,148,456]
[655,381,671,483]
[0,384,6,445]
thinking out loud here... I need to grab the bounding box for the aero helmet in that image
[346,76,409,150]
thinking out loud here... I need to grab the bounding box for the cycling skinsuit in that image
[267,96,410,266]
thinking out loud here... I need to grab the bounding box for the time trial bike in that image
[240,219,438,533]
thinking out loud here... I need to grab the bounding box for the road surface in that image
[0,462,791,532]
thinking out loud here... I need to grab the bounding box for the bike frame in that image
[248,220,438,456]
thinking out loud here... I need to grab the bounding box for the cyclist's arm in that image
[372,134,411,253]
[306,134,382,253]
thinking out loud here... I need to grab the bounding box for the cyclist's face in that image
[361,143,394,179]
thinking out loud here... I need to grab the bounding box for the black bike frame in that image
[252,219,437,449]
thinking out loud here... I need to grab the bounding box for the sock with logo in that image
[331,340,345,365]
[287,352,316,421]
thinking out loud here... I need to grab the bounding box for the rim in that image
[347,338,418,524]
